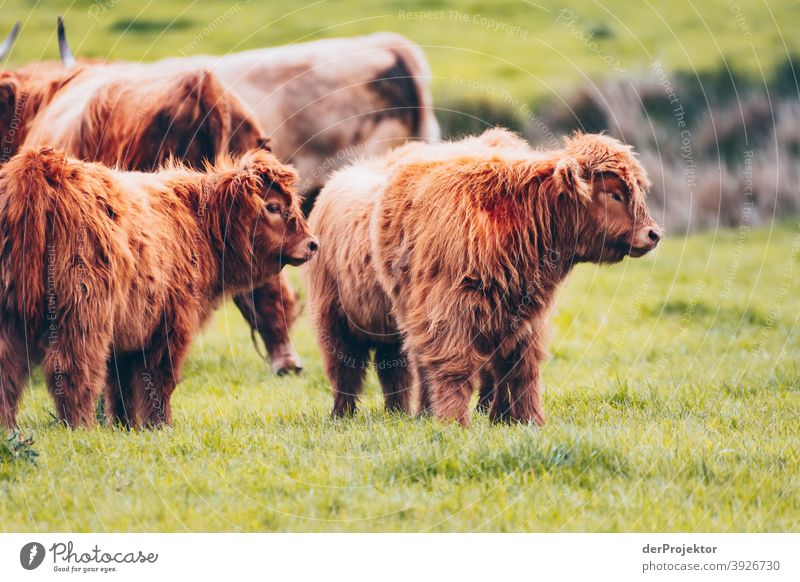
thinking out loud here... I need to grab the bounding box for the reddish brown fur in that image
[0,62,86,164]
[15,63,302,374]
[0,147,316,428]
[308,128,661,426]
[25,67,268,170]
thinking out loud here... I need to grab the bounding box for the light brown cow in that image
[308,129,662,426]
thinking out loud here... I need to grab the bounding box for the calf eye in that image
[266,203,282,214]
[610,192,623,203]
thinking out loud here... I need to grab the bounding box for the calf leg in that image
[476,368,494,413]
[328,341,369,418]
[317,315,369,417]
[135,328,193,429]
[409,332,480,425]
[490,342,545,426]
[421,351,478,426]
[375,344,413,414]
[0,322,30,427]
[105,350,139,428]
[233,272,301,375]
[488,374,511,423]
[43,326,111,428]
[428,371,474,426]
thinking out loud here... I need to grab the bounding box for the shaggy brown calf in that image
[1,59,305,375]
[0,147,317,428]
[308,129,661,426]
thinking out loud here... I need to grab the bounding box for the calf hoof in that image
[275,365,302,376]
[270,344,303,376]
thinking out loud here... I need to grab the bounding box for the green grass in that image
[2,223,798,532]
[3,0,800,104]
[1,0,798,533]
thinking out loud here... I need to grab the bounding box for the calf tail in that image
[0,147,65,326]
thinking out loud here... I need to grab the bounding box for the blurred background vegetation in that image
[3,0,799,231]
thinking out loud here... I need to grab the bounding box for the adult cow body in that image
[24,64,268,170]
[156,32,441,209]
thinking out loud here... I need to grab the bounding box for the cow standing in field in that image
[1,56,308,377]
[0,147,316,428]
[308,129,662,426]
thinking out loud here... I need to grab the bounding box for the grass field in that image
[1,223,798,532]
[1,0,798,534]
[3,0,800,105]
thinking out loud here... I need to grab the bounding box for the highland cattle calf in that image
[0,147,317,428]
[308,128,661,426]
[10,57,302,375]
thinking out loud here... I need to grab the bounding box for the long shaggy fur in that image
[0,147,316,428]
[0,62,86,164]
[308,128,660,426]
[8,63,303,375]
[25,66,268,171]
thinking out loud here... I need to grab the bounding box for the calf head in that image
[554,133,662,263]
[210,150,318,288]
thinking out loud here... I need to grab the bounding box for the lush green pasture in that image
[1,223,798,532]
[3,0,799,104]
[1,0,798,534]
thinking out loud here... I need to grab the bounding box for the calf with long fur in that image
[0,147,317,428]
[308,129,661,426]
[11,62,303,375]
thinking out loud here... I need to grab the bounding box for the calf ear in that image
[553,156,591,202]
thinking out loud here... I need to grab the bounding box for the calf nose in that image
[648,228,662,244]
[307,237,319,254]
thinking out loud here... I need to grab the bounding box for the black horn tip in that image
[57,15,76,67]
[0,21,21,60]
